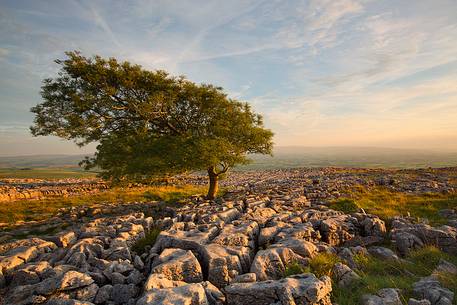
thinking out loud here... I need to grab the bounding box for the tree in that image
[31,51,273,199]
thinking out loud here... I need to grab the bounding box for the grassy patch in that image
[308,252,341,278]
[330,187,457,225]
[284,261,308,277]
[143,185,206,203]
[0,184,206,225]
[284,253,342,279]
[329,198,360,214]
[332,246,457,305]
[131,227,161,255]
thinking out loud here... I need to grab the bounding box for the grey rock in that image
[127,269,145,285]
[225,274,332,305]
[250,247,308,281]
[202,281,226,305]
[361,288,402,305]
[75,283,99,302]
[413,276,454,305]
[368,247,399,260]
[108,271,126,284]
[111,283,139,305]
[134,255,145,270]
[270,238,318,258]
[144,273,187,291]
[47,231,78,248]
[136,283,209,305]
[150,248,203,283]
[233,272,256,283]
[332,262,360,288]
[94,284,113,304]
[433,259,457,275]
[60,270,94,291]
[408,299,432,305]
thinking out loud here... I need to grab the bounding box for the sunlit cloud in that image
[0,0,456,155]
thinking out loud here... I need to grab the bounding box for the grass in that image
[308,252,342,278]
[283,248,457,304]
[284,261,308,277]
[0,184,206,225]
[332,246,457,305]
[131,227,161,255]
[284,253,341,278]
[329,187,457,225]
[0,167,97,179]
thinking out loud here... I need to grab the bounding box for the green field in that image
[2,148,457,180]
[0,167,97,179]
[238,147,457,170]
[0,184,206,225]
[330,187,457,225]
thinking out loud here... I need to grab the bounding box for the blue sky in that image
[0,0,456,155]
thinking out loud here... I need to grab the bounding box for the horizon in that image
[1,0,457,155]
[1,145,457,158]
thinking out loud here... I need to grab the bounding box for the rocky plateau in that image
[1,167,456,305]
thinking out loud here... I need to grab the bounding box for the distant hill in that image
[240,146,457,170]
[1,147,456,170]
[0,154,87,168]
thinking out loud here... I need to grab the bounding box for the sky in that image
[0,0,456,156]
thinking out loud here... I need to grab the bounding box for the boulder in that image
[232,273,256,283]
[60,271,95,291]
[225,274,332,305]
[94,284,113,304]
[368,247,399,261]
[144,273,188,290]
[318,215,357,246]
[202,243,245,288]
[332,262,360,287]
[361,288,402,305]
[111,283,139,305]
[413,276,454,305]
[391,220,457,255]
[150,248,203,283]
[270,238,318,258]
[201,281,225,305]
[75,283,99,302]
[136,283,209,305]
[250,247,308,281]
[433,259,457,275]
[47,231,78,248]
[212,221,259,251]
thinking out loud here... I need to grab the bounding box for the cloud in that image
[1,0,457,154]
[74,1,121,48]
[0,48,9,60]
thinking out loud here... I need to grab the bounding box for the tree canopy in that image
[31,51,274,198]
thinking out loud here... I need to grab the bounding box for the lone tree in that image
[31,51,273,199]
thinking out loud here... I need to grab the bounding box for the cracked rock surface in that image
[1,167,456,304]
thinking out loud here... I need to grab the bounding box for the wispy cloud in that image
[1,0,456,153]
[75,1,121,48]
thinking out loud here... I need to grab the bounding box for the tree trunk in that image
[206,167,219,200]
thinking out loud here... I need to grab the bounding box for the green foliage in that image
[308,252,341,278]
[131,227,161,255]
[31,51,273,183]
[0,184,205,225]
[332,246,457,305]
[328,198,360,214]
[341,187,457,225]
[284,261,309,277]
[142,185,206,203]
